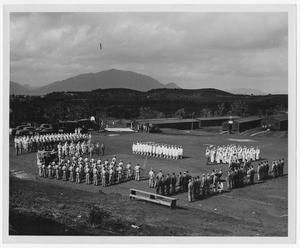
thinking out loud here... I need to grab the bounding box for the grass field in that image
[9,130,288,236]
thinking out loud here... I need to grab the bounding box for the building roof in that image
[233,116,263,123]
[136,118,199,124]
[268,114,288,121]
[196,116,240,121]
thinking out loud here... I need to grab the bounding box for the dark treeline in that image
[9,88,288,127]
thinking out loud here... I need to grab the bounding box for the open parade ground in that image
[9,130,288,236]
[4,4,299,244]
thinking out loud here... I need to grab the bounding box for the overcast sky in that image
[10,12,288,93]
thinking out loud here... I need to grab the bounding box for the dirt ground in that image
[8,130,288,236]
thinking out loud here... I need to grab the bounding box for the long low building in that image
[136,118,199,130]
[196,116,240,128]
[232,116,263,132]
[134,116,240,130]
[262,115,288,131]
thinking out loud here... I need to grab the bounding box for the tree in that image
[216,103,225,116]
[175,108,185,119]
[230,100,248,117]
[139,107,165,119]
[201,107,212,117]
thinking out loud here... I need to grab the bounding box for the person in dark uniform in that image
[55,164,60,180]
[227,170,232,190]
[69,164,74,182]
[171,173,177,195]
[257,163,262,181]
[188,179,194,202]
[251,165,255,184]
[186,171,192,182]
[85,166,90,184]
[211,170,217,192]
[201,174,206,196]
[205,173,211,195]
[101,143,105,156]
[181,172,186,192]
[75,167,80,183]
[156,177,162,194]
[232,168,238,189]
[178,172,183,192]
[237,166,241,187]
[101,169,106,187]
[194,177,199,199]
[62,163,67,181]
[275,161,278,177]
[161,175,166,195]
[105,169,109,186]
[165,174,171,195]
[237,167,241,187]
[281,158,285,176]
[93,167,99,186]
[47,163,52,179]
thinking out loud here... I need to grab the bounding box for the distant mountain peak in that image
[164,82,181,89]
[13,68,171,95]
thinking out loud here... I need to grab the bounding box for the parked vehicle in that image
[35,123,56,134]
[58,121,78,133]
[11,125,30,135]
[15,126,36,136]
[58,119,98,133]
[38,127,55,134]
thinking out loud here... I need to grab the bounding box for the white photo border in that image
[2,3,297,245]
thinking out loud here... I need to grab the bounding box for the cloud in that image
[10,12,288,93]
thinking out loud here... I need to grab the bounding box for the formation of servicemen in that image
[14,132,90,155]
[188,158,284,202]
[57,140,105,161]
[186,170,225,202]
[271,158,285,178]
[205,144,260,165]
[132,142,183,160]
[226,159,284,190]
[148,169,224,202]
[226,164,254,190]
[150,157,284,202]
[148,169,188,195]
[38,155,143,186]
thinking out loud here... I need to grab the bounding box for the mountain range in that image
[10,68,276,96]
[10,69,180,95]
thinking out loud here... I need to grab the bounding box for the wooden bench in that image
[129,188,177,209]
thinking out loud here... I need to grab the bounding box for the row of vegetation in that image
[10,88,287,127]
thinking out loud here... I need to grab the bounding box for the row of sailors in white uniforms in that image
[14,132,90,154]
[132,142,183,159]
[206,144,260,164]
[38,156,143,185]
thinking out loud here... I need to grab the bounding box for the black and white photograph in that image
[2,3,298,244]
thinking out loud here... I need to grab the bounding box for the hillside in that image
[10,69,181,95]
[10,81,35,95]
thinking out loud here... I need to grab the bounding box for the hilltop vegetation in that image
[10,88,287,127]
